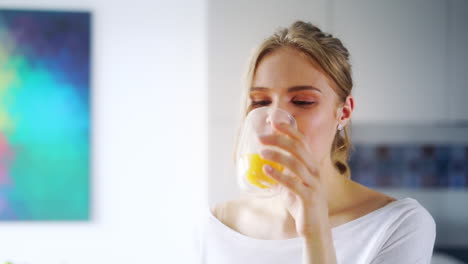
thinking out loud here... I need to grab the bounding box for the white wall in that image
[447,0,468,122]
[332,0,448,123]
[332,0,468,124]
[0,0,207,263]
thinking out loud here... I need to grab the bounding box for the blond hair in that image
[236,21,354,178]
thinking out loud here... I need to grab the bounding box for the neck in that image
[320,155,352,216]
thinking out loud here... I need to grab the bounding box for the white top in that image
[194,197,436,264]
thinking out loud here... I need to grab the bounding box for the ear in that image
[337,95,354,128]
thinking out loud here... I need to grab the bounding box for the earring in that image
[337,123,343,131]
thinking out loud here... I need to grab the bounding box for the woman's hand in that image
[258,122,337,264]
[258,122,327,236]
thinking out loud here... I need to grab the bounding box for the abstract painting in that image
[0,9,90,220]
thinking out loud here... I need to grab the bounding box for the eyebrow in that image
[250,85,322,93]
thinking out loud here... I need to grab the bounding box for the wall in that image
[331,0,468,124]
[0,0,207,263]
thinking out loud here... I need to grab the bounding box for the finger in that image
[258,133,320,178]
[272,123,316,163]
[260,148,317,188]
[263,164,305,196]
[258,134,310,166]
[271,122,304,141]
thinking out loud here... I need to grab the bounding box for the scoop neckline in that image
[207,197,414,245]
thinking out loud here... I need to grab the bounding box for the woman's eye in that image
[293,100,315,106]
[251,100,271,107]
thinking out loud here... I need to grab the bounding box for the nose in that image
[268,100,287,115]
[265,106,296,129]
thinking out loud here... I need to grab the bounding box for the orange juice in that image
[245,153,283,188]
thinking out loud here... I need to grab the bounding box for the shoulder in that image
[370,198,436,263]
[345,181,433,228]
[337,181,398,222]
[365,195,436,237]
[386,198,436,235]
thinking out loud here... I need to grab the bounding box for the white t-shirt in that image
[194,197,436,264]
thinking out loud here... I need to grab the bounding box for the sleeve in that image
[370,205,436,264]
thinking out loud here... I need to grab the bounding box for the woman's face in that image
[249,47,352,165]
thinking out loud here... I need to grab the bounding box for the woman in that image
[196,21,436,264]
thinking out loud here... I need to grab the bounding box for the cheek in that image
[295,112,337,155]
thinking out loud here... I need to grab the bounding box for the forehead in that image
[252,47,336,93]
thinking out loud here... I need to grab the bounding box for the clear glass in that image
[236,107,297,198]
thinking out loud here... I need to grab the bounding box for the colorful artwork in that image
[0,9,90,220]
[349,144,468,188]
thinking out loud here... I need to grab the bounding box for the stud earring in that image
[337,123,343,131]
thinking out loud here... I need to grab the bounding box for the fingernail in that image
[264,164,273,172]
[259,180,272,188]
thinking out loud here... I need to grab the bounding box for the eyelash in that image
[294,100,315,106]
[251,101,271,107]
[251,100,315,107]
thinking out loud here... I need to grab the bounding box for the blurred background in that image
[0,0,207,263]
[0,0,467,263]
